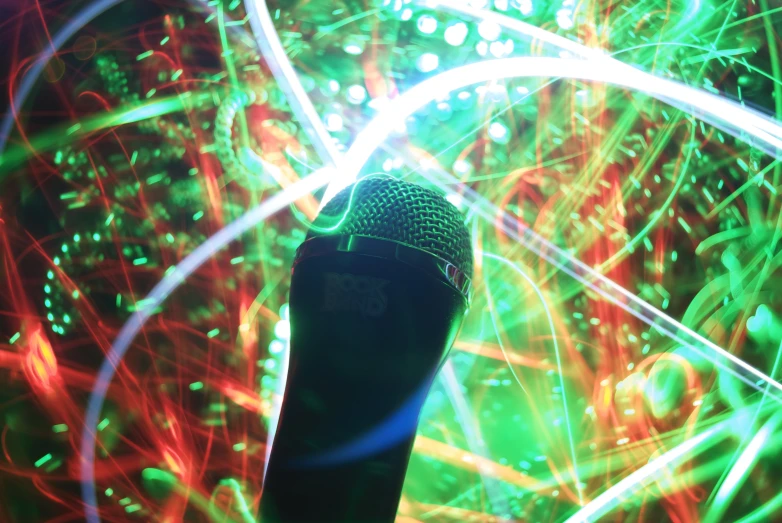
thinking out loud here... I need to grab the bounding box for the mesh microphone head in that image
[308,177,473,278]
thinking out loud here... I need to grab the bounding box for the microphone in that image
[259,177,473,523]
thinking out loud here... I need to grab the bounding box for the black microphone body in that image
[260,179,473,523]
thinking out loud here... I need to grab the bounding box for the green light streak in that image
[34,454,52,468]
[146,173,165,185]
[712,164,780,218]
[217,0,250,148]
[708,186,782,511]
[677,216,693,234]
[696,226,752,255]
[695,0,738,82]
[704,412,782,523]
[0,93,212,174]
[314,8,382,40]
[598,119,694,272]
[564,423,730,522]
[760,0,782,218]
[483,252,584,504]
[212,479,255,523]
[737,490,782,523]
[214,91,256,185]
[701,3,782,35]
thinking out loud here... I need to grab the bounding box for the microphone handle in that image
[260,248,467,523]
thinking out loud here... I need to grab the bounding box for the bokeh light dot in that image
[488,121,510,144]
[435,102,453,121]
[490,41,506,57]
[557,9,575,29]
[444,22,468,46]
[269,339,286,355]
[417,15,438,34]
[487,84,507,102]
[343,37,365,55]
[512,0,534,15]
[457,90,472,103]
[453,159,473,175]
[324,113,344,132]
[347,84,367,104]
[416,53,439,73]
[478,20,501,41]
[274,320,291,340]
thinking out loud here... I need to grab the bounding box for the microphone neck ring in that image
[293,234,472,303]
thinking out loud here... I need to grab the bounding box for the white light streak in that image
[245,0,342,168]
[328,57,782,202]
[563,424,728,522]
[420,0,782,155]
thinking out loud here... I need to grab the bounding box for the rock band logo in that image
[323,272,389,317]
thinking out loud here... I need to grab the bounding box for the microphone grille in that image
[309,178,473,278]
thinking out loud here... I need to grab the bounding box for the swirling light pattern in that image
[2,0,782,522]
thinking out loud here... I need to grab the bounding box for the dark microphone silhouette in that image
[259,177,473,523]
